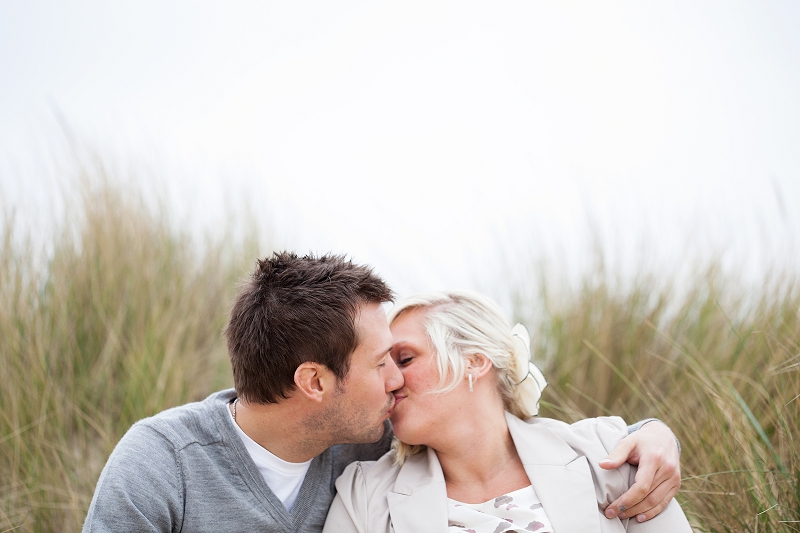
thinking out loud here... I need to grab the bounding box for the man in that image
[83,252,680,532]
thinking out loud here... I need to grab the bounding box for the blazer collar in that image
[387,414,605,533]
[506,413,604,533]
[388,447,448,533]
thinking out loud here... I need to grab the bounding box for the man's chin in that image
[346,417,388,444]
[347,423,386,444]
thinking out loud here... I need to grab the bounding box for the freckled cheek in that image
[409,373,436,394]
[405,375,421,393]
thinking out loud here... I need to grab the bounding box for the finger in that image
[631,484,679,523]
[619,465,681,520]
[617,478,678,520]
[605,454,682,520]
[604,462,657,518]
[599,435,637,470]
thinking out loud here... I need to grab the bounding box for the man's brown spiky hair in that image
[224,251,393,403]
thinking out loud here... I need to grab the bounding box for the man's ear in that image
[294,362,335,402]
[466,353,493,379]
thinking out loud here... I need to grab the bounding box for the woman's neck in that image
[433,408,531,504]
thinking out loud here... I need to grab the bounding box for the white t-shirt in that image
[227,406,312,512]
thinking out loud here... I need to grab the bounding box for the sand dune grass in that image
[1,172,798,531]
[516,261,800,531]
[0,170,257,531]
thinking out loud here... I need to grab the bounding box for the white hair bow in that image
[511,323,548,417]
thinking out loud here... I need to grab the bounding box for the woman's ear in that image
[466,353,493,379]
[294,362,334,402]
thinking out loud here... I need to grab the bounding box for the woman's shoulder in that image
[516,414,629,454]
[509,414,633,489]
[326,450,403,533]
[335,448,403,499]
[508,414,636,513]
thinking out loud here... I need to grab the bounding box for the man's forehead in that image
[356,301,390,324]
[354,302,392,350]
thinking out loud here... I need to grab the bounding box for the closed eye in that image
[376,350,393,369]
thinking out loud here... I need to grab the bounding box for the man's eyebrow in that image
[374,345,392,360]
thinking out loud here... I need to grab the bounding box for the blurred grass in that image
[0,165,259,531]
[2,165,798,532]
[514,258,800,531]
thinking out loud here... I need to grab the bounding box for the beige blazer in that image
[323,413,692,533]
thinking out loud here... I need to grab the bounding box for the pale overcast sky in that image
[2,1,799,297]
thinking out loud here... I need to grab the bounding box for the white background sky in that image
[2,1,799,298]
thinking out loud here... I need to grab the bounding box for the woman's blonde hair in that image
[387,290,531,464]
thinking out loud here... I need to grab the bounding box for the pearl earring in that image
[468,374,474,393]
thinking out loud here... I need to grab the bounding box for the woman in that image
[323,291,691,533]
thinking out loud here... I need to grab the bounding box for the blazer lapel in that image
[507,413,603,533]
[388,447,448,533]
[387,416,621,533]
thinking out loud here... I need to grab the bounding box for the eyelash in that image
[397,357,412,366]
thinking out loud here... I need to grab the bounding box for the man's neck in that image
[230,398,332,463]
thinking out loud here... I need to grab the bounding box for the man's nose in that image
[385,357,404,392]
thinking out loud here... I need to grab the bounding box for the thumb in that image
[600,436,635,470]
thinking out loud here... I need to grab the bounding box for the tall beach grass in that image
[0,166,259,531]
[1,169,798,531]
[513,258,799,531]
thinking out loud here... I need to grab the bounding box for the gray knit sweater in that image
[82,389,391,533]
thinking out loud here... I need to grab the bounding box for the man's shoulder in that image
[127,389,235,451]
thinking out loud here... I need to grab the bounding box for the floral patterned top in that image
[447,485,554,533]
